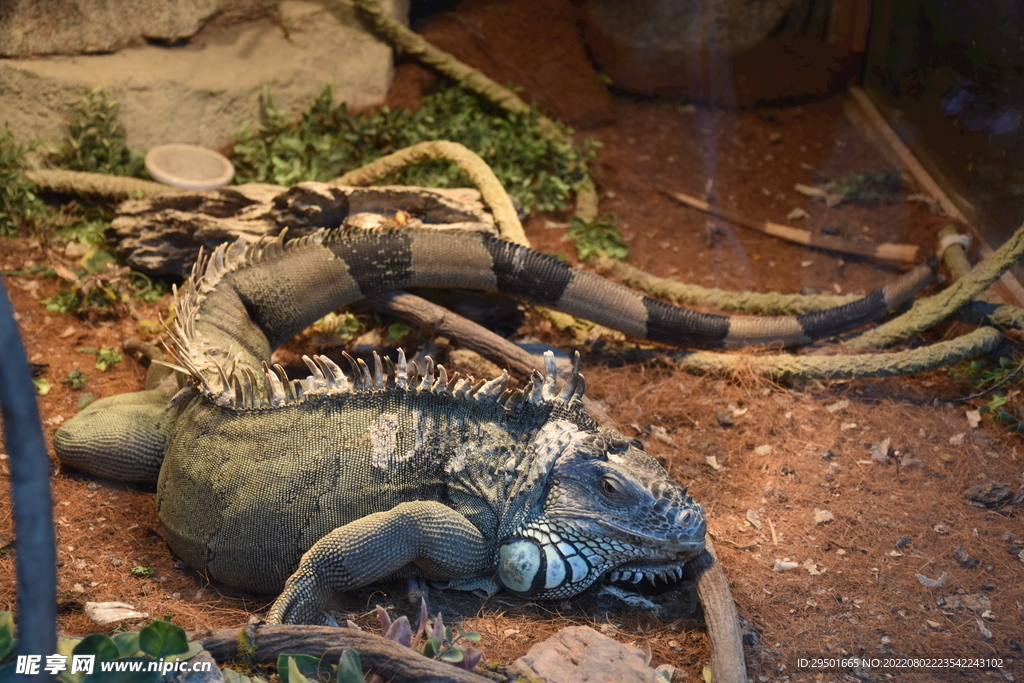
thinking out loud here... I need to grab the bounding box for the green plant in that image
[314,312,363,343]
[0,124,48,235]
[41,260,169,316]
[233,84,595,213]
[952,354,1024,432]
[566,213,629,261]
[0,614,200,683]
[51,86,145,177]
[826,169,904,204]
[33,377,52,396]
[276,602,482,683]
[62,369,88,390]
[375,601,481,671]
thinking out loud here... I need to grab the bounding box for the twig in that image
[659,187,920,263]
[355,291,616,426]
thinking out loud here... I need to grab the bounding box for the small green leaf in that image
[138,619,189,658]
[420,637,438,659]
[277,654,334,683]
[77,393,95,409]
[112,631,140,658]
[335,648,363,683]
[130,565,154,577]
[385,322,411,344]
[438,648,464,663]
[703,664,713,683]
[33,377,52,395]
[63,368,88,390]
[95,347,123,371]
[72,633,120,662]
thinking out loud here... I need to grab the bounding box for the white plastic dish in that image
[145,144,235,190]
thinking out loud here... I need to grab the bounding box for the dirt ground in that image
[3,14,1024,683]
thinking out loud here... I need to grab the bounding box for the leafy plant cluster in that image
[0,613,210,683]
[232,84,595,213]
[281,602,482,683]
[952,354,1024,432]
[49,85,146,177]
[0,125,48,236]
[0,603,483,683]
[566,213,629,261]
[826,169,904,204]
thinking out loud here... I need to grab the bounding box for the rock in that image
[580,0,857,104]
[937,592,992,614]
[0,0,272,57]
[0,0,408,150]
[963,481,1021,509]
[508,625,663,683]
[952,546,980,569]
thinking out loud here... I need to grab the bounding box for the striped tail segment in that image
[176,228,938,381]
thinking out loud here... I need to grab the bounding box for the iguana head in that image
[497,425,706,599]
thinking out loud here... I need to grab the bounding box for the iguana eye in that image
[600,475,624,498]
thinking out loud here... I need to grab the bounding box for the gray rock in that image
[0,0,268,57]
[0,0,408,150]
[509,625,663,683]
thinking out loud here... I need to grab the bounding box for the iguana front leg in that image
[267,501,493,625]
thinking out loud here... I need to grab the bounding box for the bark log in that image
[107,182,498,277]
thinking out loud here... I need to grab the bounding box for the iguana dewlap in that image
[53,227,932,624]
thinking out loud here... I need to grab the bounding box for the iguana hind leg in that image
[267,501,492,625]
[53,387,176,485]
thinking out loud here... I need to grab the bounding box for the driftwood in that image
[684,539,745,683]
[192,624,497,682]
[108,182,499,277]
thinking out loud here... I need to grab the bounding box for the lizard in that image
[52,226,936,624]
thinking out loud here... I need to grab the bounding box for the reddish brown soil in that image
[2,10,1024,683]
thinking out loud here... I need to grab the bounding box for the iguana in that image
[53,227,935,624]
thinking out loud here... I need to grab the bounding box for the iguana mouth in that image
[606,553,703,592]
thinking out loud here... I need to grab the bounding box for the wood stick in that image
[660,187,920,263]
[192,624,496,682]
[683,538,747,683]
[356,291,617,426]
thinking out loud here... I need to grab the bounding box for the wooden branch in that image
[108,182,497,277]
[192,624,494,682]
[356,291,616,426]
[660,188,920,263]
[684,538,747,683]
